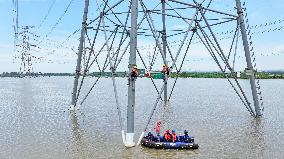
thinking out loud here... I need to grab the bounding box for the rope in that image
[168,31,195,100]
[136,49,162,99]
[143,83,166,132]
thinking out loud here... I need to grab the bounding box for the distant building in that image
[237,72,241,78]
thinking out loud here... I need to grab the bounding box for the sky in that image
[0,0,284,73]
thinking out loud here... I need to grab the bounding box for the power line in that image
[37,0,57,30]
[37,0,75,45]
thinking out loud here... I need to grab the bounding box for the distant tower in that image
[16,26,39,75]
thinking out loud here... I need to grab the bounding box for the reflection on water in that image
[0,77,284,159]
[250,119,265,159]
[69,111,83,159]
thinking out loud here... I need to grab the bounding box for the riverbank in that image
[1,71,284,79]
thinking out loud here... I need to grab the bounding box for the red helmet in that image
[166,130,170,133]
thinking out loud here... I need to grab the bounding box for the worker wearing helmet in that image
[146,131,154,141]
[183,130,190,143]
[161,64,169,82]
[161,64,168,75]
[164,129,172,142]
[131,65,139,79]
[155,121,161,135]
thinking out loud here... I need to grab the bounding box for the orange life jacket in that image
[165,133,171,141]
[172,133,177,142]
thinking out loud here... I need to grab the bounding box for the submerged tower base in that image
[124,133,135,147]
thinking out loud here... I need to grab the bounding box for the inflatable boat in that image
[141,136,199,149]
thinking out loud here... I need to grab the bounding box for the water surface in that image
[0,77,283,159]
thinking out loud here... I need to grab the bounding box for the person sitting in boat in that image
[164,129,172,142]
[146,132,155,141]
[183,130,190,143]
[172,129,178,142]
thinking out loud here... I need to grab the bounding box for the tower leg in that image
[125,0,138,147]
[70,0,89,110]
[162,0,168,105]
[235,0,261,117]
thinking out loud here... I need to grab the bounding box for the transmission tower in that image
[16,26,41,75]
[12,0,19,59]
[70,0,263,147]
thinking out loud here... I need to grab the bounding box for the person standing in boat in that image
[154,121,161,137]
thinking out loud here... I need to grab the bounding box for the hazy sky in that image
[0,0,283,73]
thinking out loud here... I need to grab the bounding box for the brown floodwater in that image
[0,77,283,158]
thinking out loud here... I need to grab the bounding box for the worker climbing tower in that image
[70,0,263,147]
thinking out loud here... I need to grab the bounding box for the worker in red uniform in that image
[154,120,161,137]
[131,66,138,79]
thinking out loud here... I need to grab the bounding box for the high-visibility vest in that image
[165,133,171,141]
[172,133,177,142]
